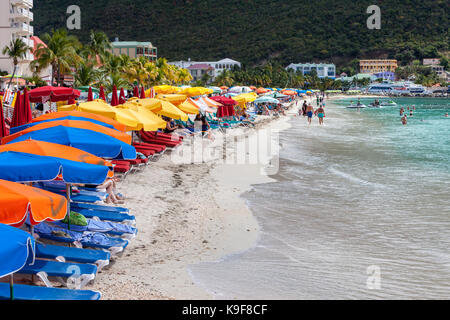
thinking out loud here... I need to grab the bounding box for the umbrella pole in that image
[10,274,14,300]
[66,184,71,231]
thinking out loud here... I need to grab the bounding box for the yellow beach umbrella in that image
[59,100,140,128]
[154,100,188,121]
[151,85,181,95]
[115,105,166,131]
[124,98,163,113]
[179,87,213,97]
[157,94,188,106]
[178,100,199,115]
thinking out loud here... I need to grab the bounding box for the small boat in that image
[347,104,367,109]
[380,100,397,106]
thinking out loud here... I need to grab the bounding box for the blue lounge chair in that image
[18,259,98,289]
[52,218,137,239]
[0,283,101,300]
[72,208,135,224]
[36,243,110,270]
[34,223,128,256]
[71,201,129,213]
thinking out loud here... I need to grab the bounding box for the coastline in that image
[85,98,309,300]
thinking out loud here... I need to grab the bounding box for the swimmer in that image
[401,115,407,126]
[445,113,448,117]
[400,107,405,116]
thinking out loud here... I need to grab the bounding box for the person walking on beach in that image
[302,100,308,116]
[306,104,314,125]
[316,105,325,125]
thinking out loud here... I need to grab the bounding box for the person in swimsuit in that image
[306,104,314,125]
[400,107,404,116]
[302,101,308,116]
[316,106,325,125]
[401,115,407,126]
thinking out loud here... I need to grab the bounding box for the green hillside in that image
[33,0,449,68]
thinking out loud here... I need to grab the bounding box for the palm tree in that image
[73,60,99,87]
[31,28,81,86]
[86,30,111,64]
[2,38,32,89]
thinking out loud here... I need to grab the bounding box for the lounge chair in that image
[70,202,129,213]
[52,218,137,240]
[33,223,129,256]
[36,243,110,270]
[18,259,98,289]
[0,283,101,300]
[72,208,135,225]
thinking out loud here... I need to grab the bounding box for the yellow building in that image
[359,59,398,74]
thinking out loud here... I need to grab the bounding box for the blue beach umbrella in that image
[254,96,280,104]
[6,126,136,160]
[10,116,116,135]
[0,151,112,184]
[0,223,35,299]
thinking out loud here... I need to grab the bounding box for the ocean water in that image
[189,97,450,300]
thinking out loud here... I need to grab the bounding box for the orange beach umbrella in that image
[2,119,132,145]
[0,179,67,227]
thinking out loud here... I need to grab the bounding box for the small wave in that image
[328,167,387,189]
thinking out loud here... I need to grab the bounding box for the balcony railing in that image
[11,8,33,21]
[10,0,33,8]
[11,22,34,35]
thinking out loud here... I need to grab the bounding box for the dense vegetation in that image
[33,0,449,70]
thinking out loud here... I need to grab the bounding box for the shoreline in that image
[86,98,309,300]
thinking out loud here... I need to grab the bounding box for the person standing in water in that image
[306,104,314,125]
[400,107,405,116]
[401,115,407,126]
[316,105,325,125]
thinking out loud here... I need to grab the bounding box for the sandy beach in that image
[83,98,310,300]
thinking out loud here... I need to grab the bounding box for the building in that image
[169,58,241,80]
[285,63,336,79]
[0,0,34,78]
[187,63,215,82]
[422,58,448,81]
[110,40,157,61]
[423,58,441,66]
[359,59,398,74]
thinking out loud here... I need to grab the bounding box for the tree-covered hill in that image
[33,0,449,68]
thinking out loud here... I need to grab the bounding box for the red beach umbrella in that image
[10,92,22,128]
[87,87,93,102]
[140,86,146,99]
[111,85,119,106]
[67,97,76,105]
[119,88,126,104]
[133,86,139,98]
[99,86,106,101]
[0,98,8,138]
[28,86,80,103]
[22,87,32,123]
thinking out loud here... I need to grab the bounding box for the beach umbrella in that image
[0,98,8,138]
[10,92,22,128]
[4,126,136,160]
[116,105,167,131]
[87,87,94,102]
[22,88,32,124]
[125,98,163,113]
[59,100,141,129]
[0,179,67,227]
[157,94,188,106]
[254,96,280,104]
[10,115,116,134]
[0,140,114,175]
[151,85,181,95]
[30,111,127,132]
[0,223,36,300]
[99,86,106,101]
[28,86,81,103]
[179,87,213,97]
[153,99,189,121]
[133,86,139,98]
[2,119,132,145]
[119,88,126,104]
[140,86,146,99]
[0,150,113,184]
[111,85,119,106]
[191,98,215,114]
[178,100,200,114]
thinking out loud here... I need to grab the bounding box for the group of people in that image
[299,99,326,125]
[400,106,416,125]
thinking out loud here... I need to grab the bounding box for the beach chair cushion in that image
[52,219,137,237]
[0,283,101,300]
[36,243,110,266]
[19,259,97,279]
[70,202,129,213]
[73,208,135,223]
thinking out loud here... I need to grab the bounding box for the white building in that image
[0,0,34,78]
[169,58,241,80]
[286,63,336,79]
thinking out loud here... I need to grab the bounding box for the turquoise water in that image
[190,97,450,300]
